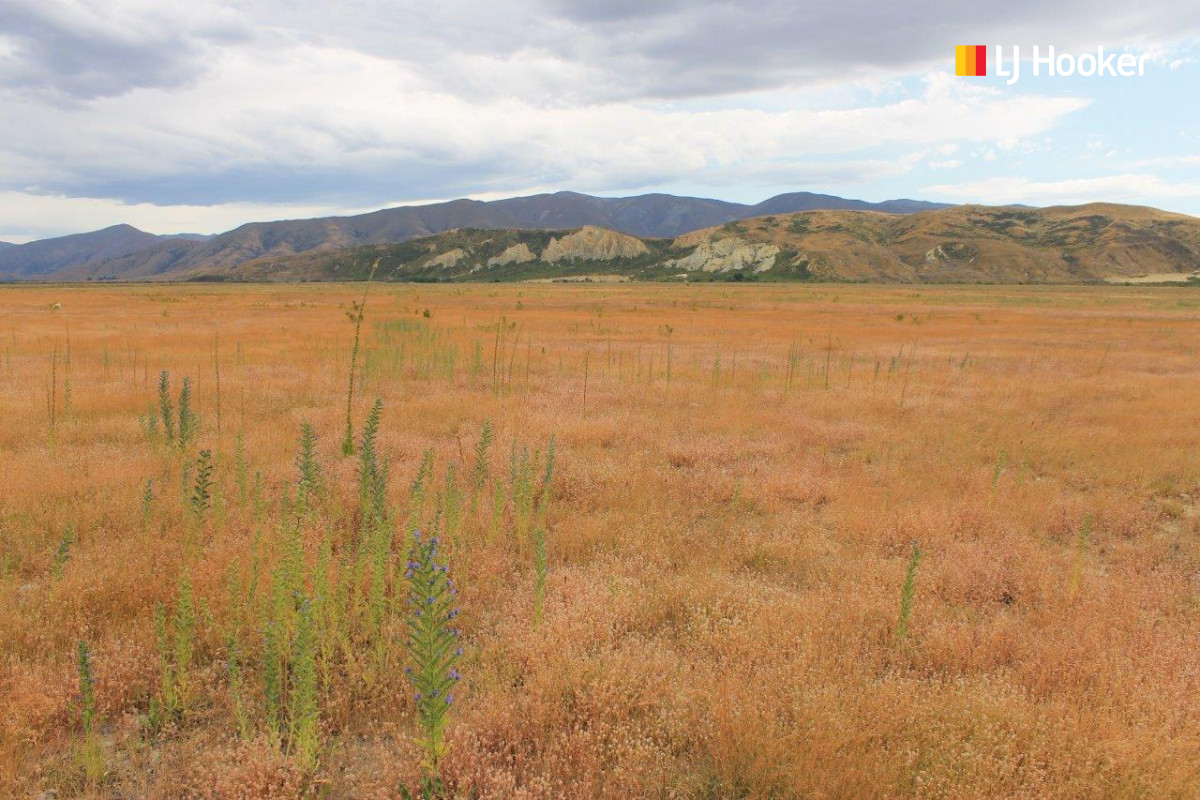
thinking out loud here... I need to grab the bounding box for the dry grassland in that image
[1,282,1198,798]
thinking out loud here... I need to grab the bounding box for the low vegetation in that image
[1,282,1199,797]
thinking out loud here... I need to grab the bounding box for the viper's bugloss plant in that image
[896,541,922,642]
[158,370,175,444]
[52,525,75,581]
[190,449,214,525]
[141,479,155,528]
[533,526,548,627]
[295,422,324,515]
[403,530,462,782]
[178,377,199,451]
[357,400,388,532]
[470,420,493,513]
[76,640,105,785]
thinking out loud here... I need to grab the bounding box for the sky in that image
[1,0,1198,243]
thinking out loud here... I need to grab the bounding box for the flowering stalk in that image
[403,531,462,778]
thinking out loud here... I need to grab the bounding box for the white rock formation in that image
[666,237,780,273]
[427,248,466,269]
[487,243,536,268]
[541,226,649,263]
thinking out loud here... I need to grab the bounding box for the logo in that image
[956,45,1149,84]
[956,45,987,77]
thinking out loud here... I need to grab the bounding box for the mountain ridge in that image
[202,202,1200,285]
[3,190,948,280]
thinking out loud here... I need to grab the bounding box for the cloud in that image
[0,0,249,100]
[0,190,379,243]
[924,174,1200,206]
[0,0,1195,236]
[0,43,1090,209]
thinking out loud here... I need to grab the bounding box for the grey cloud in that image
[0,0,250,100]
[530,0,1200,98]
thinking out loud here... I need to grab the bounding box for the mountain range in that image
[2,191,1198,284]
[2,191,946,281]
[217,203,1200,285]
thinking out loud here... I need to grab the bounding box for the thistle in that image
[403,531,462,782]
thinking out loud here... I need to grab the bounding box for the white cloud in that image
[924,174,1200,206]
[0,42,1091,208]
[0,0,1197,236]
[0,191,380,242]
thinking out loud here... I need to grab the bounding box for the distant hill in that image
[0,241,13,250]
[0,224,163,280]
[40,190,949,281]
[203,204,1200,285]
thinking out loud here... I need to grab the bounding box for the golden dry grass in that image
[1,282,1199,798]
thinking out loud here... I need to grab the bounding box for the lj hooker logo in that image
[955,45,987,76]
[956,45,1149,84]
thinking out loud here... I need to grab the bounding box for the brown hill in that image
[44,191,947,281]
[189,202,1200,284]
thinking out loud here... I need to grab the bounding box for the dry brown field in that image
[1,282,1199,798]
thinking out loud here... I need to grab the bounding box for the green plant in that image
[533,526,548,627]
[341,259,381,456]
[896,541,922,642]
[190,449,214,525]
[263,618,284,745]
[289,597,320,771]
[152,573,198,728]
[295,422,324,515]
[141,479,155,528]
[158,371,175,444]
[178,377,199,451]
[226,634,252,740]
[403,530,462,788]
[75,640,105,785]
[357,400,388,532]
[471,420,493,497]
[52,525,75,581]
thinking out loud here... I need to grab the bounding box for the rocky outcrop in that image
[427,248,466,269]
[541,226,649,263]
[666,237,780,273]
[487,243,536,268]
